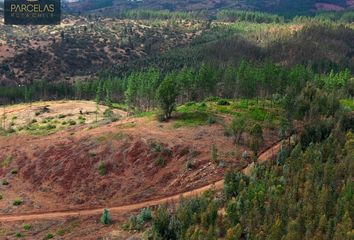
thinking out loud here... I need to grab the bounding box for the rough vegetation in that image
[0,2,353,239]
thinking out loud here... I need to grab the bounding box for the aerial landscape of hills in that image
[59,0,354,13]
[0,0,353,239]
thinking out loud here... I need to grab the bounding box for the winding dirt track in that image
[0,141,283,222]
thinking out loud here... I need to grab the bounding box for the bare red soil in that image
[0,136,284,223]
[0,113,280,215]
[0,101,282,238]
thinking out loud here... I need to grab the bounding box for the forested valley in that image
[0,5,353,240]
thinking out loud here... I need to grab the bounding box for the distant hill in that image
[62,0,113,12]
[65,0,354,16]
[1,0,352,16]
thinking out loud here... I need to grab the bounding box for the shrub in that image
[250,108,267,121]
[124,215,141,230]
[58,114,66,119]
[190,150,200,158]
[138,208,152,222]
[242,150,250,160]
[103,108,113,118]
[207,115,216,125]
[23,224,31,231]
[46,124,56,130]
[186,159,195,170]
[0,194,3,200]
[78,116,86,121]
[2,179,9,185]
[217,99,230,106]
[1,155,14,168]
[124,208,152,231]
[56,230,66,236]
[150,141,164,152]
[180,148,189,156]
[101,208,111,225]
[154,157,166,167]
[15,233,24,238]
[185,101,196,106]
[89,152,97,157]
[11,169,18,174]
[110,117,119,122]
[98,162,107,176]
[44,233,54,239]
[68,120,76,126]
[205,96,221,102]
[13,199,23,206]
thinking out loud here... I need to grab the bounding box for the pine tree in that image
[74,80,83,100]
[2,106,6,130]
[223,63,237,98]
[95,82,102,104]
[226,223,242,240]
[267,217,283,240]
[237,60,257,99]
[101,208,111,225]
[250,123,264,159]
[152,207,175,239]
[104,83,112,108]
[230,115,246,144]
[284,217,304,240]
[125,72,139,111]
[211,144,218,164]
[333,211,353,240]
[279,117,294,145]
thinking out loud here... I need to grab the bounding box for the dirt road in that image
[0,140,283,222]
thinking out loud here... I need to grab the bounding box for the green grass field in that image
[174,99,282,129]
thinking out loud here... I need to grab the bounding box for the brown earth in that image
[0,101,282,215]
[0,100,282,238]
[1,100,125,129]
[0,116,235,213]
[0,139,283,223]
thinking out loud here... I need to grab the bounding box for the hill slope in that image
[67,0,354,15]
